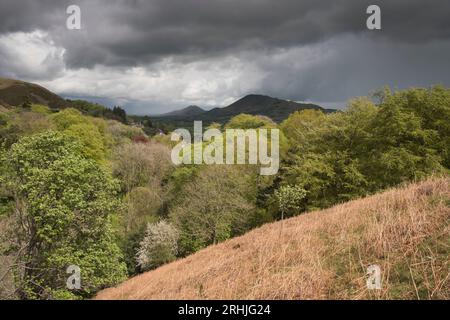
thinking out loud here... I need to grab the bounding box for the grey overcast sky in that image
[1,0,449,114]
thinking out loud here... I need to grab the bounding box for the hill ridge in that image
[157,105,205,117]
[0,78,68,109]
[154,94,333,123]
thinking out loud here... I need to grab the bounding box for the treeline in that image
[0,86,449,299]
[23,97,173,136]
[66,98,187,136]
[68,100,128,124]
[19,96,129,125]
[277,86,450,213]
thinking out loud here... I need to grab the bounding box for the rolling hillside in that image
[96,177,450,300]
[0,78,68,109]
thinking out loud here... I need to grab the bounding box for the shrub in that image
[274,185,307,219]
[132,135,149,144]
[136,220,179,271]
[31,104,52,114]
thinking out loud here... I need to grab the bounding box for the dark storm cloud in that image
[0,0,64,32]
[1,0,450,69]
[257,35,450,104]
[1,0,450,112]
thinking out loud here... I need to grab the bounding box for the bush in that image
[31,104,52,115]
[50,108,85,130]
[136,220,179,271]
[64,122,107,163]
[274,185,307,219]
[106,120,145,144]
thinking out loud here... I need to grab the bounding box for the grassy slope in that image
[96,178,450,300]
[0,78,68,109]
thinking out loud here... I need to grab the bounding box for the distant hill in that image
[203,94,334,122]
[0,78,130,124]
[154,94,334,124]
[96,178,450,300]
[0,78,334,125]
[0,78,69,109]
[156,105,205,118]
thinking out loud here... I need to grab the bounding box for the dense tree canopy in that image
[169,165,259,255]
[279,86,449,210]
[1,131,127,299]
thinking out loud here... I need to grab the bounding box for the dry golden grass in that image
[96,178,450,300]
[0,105,8,114]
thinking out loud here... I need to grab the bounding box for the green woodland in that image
[0,86,449,299]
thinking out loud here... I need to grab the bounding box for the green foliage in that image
[225,114,276,129]
[169,166,198,193]
[107,120,145,145]
[112,142,173,274]
[2,131,127,299]
[50,108,85,130]
[280,86,449,211]
[0,111,55,147]
[68,100,128,124]
[207,122,222,130]
[50,108,111,164]
[64,123,107,162]
[112,106,127,123]
[367,91,443,189]
[129,115,175,136]
[0,113,7,126]
[274,185,307,219]
[69,100,106,115]
[169,165,258,255]
[31,104,52,115]
[118,228,146,275]
[122,187,160,234]
[225,113,290,160]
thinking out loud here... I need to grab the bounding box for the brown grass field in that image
[96,177,450,300]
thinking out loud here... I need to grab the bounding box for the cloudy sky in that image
[0,0,449,114]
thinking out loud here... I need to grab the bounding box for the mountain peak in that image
[184,105,204,112]
[157,105,205,118]
[202,94,326,123]
[233,94,284,105]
